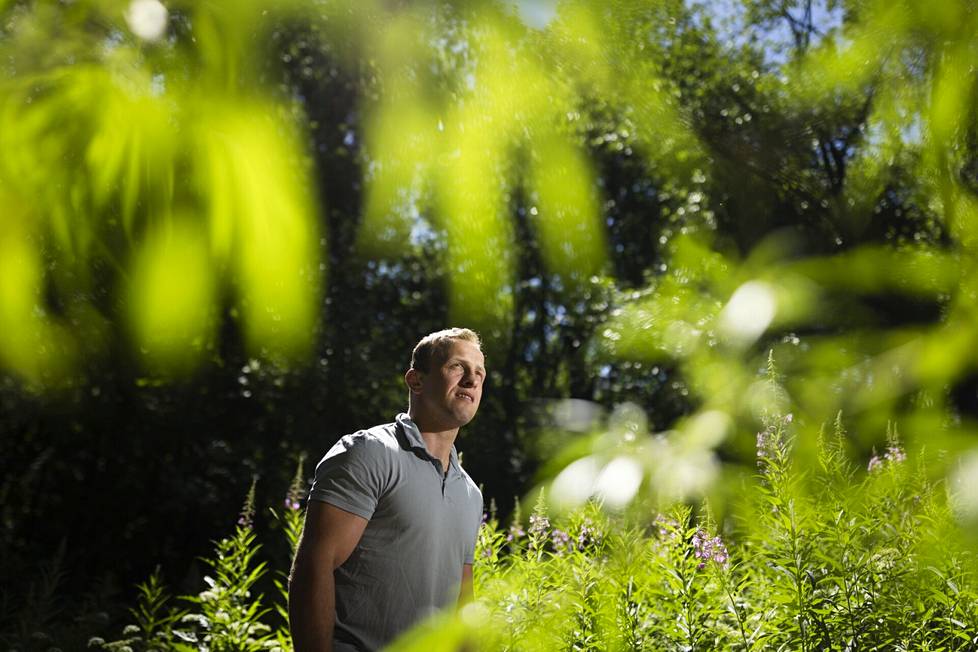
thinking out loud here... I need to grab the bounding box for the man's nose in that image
[460,372,477,388]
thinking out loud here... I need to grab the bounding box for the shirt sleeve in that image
[462,486,484,565]
[308,433,390,520]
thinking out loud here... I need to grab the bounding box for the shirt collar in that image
[396,413,461,475]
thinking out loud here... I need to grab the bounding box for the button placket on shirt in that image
[396,414,458,502]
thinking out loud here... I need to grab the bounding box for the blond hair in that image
[410,328,481,373]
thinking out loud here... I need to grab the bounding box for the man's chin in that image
[454,409,478,427]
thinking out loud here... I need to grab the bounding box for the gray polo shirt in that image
[309,413,483,651]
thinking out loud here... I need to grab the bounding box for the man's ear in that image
[405,368,424,394]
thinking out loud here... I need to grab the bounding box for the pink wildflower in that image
[576,519,600,549]
[551,528,572,554]
[506,523,526,543]
[654,514,680,538]
[529,514,550,538]
[868,445,906,472]
[885,446,906,464]
[692,529,729,569]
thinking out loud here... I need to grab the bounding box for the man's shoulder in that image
[310,421,402,514]
[313,422,402,486]
[456,464,483,501]
[354,421,400,443]
[457,463,479,487]
[336,421,401,454]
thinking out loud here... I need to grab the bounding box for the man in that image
[289,328,485,652]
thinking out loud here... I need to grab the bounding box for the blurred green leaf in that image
[128,221,215,374]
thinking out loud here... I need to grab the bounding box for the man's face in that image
[414,339,485,430]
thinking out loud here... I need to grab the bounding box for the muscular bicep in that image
[289,501,366,652]
[295,500,369,572]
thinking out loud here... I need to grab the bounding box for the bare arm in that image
[459,563,474,607]
[289,501,368,652]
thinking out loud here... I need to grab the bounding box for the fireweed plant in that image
[92,425,978,652]
[397,411,978,651]
[93,468,302,652]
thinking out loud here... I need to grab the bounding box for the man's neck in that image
[407,409,459,471]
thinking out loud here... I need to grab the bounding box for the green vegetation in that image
[5,0,978,648]
[83,408,977,651]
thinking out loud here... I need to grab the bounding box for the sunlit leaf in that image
[195,103,322,360]
[359,102,438,258]
[529,133,606,286]
[0,204,73,384]
[128,221,216,373]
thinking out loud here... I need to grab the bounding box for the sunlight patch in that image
[719,280,776,346]
[593,456,643,509]
[949,449,978,525]
[551,456,600,509]
[126,0,168,42]
[515,0,558,29]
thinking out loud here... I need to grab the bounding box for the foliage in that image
[270,455,308,633]
[68,411,977,652]
[0,0,323,383]
[398,412,978,651]
[5,0,978,645]
[92,569,185,652]
[0,541,69,651]
[92,483,294,652]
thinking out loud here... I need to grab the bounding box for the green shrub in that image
[94,478,291,652]
[95,419,978,652]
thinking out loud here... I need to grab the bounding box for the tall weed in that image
[92,426,978,652]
